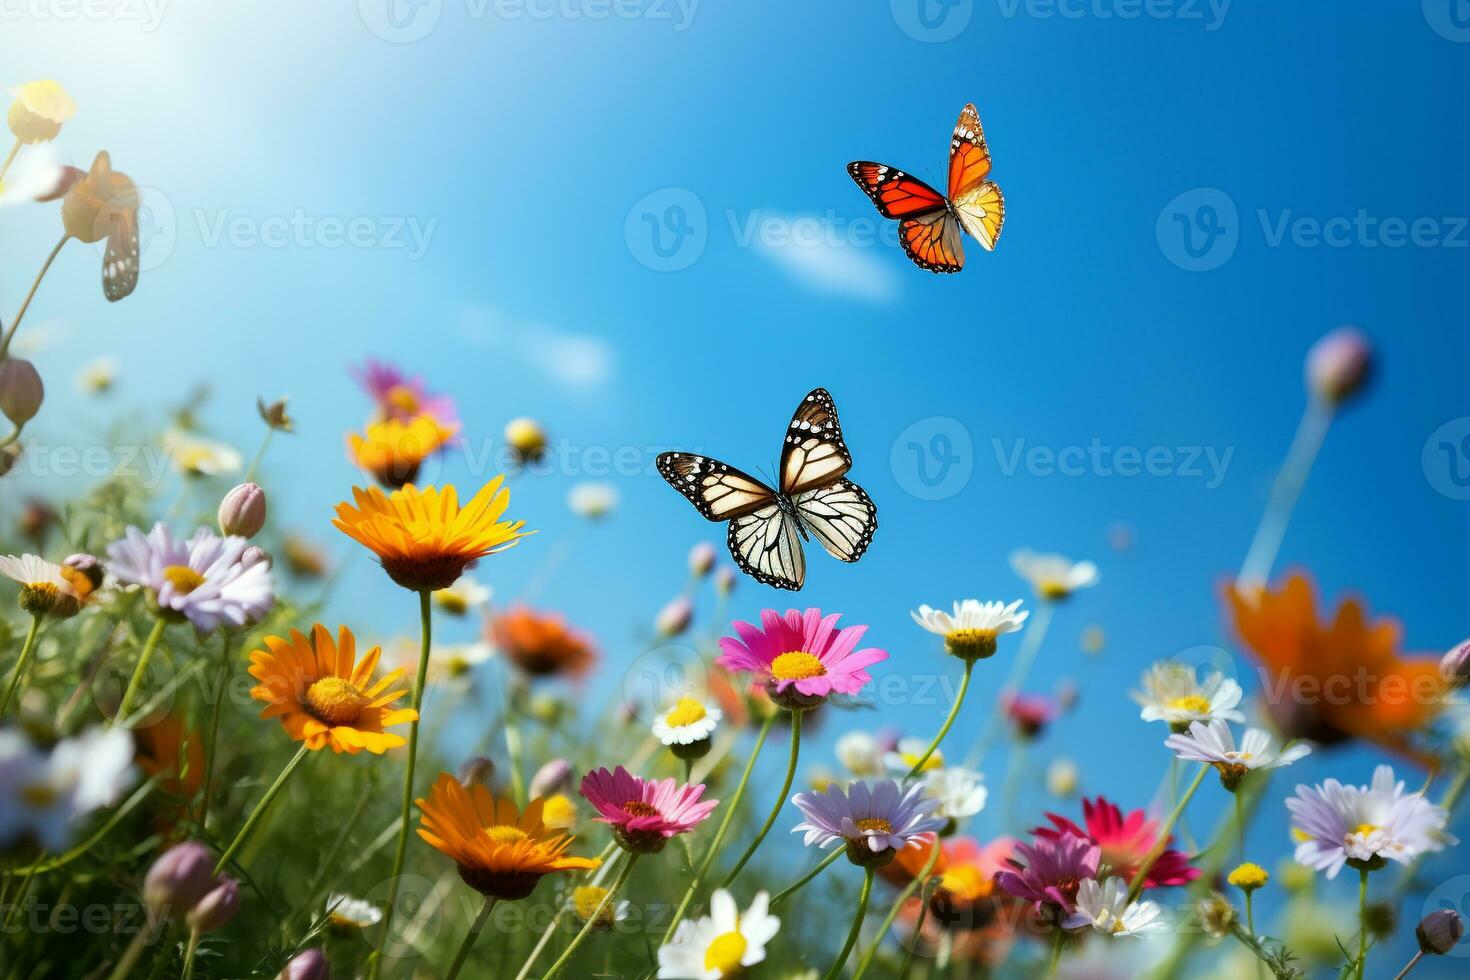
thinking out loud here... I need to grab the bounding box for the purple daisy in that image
[351,357,459,429]
[791,778,944,866]
[717,608,887,709]
[106,524,274,635]
[995,831,1101,916]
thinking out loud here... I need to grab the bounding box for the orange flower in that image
[490,605,597,678]
[248,624,418,754]
[1226,573,1446,765]
[333,479,530,592]
[135,714,204,831]
[347,415,459,489]
[882,834,1021,966]
[416,772,599,899]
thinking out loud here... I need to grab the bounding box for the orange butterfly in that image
[848,103,1005,274]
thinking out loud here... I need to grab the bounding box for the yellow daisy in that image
[347,414,459,488]
[416,773,599,900]
[332,478,531,592]
[248,624,417,754]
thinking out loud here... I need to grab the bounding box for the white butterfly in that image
[657,388,877,591]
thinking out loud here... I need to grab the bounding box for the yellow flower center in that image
[1038,579,1071,600]
[622,800,660,818]
[162,565,206,595]
[20,783,58,808]
[664,697,708,728]
[542,793,577,829]
[704,930,749,976]
[435,590,469,616]
[305,676,371,726]
[770,651,826,680]
[485,824,529,846]
[855,817,894,834]
[573,885,614,925]
[945,627,999,660]
[385,384,421,414]
[1352,823,1383,838]
[1167,695,1212,714]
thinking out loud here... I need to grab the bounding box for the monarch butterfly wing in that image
[727,504,806,591]
[947,103,995,201]
[898,209,965,274]
[953,179,1005,252]
[657,453,777,521]
[794,479,877,563]
[847,162,948,219]
[779,388,852,496]
[103,213,140,302]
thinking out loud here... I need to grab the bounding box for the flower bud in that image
[0,444,19,478]
[1416,908,1465,955]
[186,876,239,933]
[257,396,294,432]
[688,542,716,577]
[0,358,44,426]
[504,417,547,464]
[530,758,572,798]
[218,483,267,538]
[1305,326,1372,405]
[7,81,75,144]
[279,949,329,980]
[143,843,217,920]
[714,567,736,596]
[241,546,272,569]
[457,756,496,789]
[1440,638,1470,691]
[1046,757,1079,797]
[655,596,693,638]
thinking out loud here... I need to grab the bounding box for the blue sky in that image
[5,0,1470,970]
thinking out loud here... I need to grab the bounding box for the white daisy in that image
[0,142,62,208]
[657,889,780,980]
[651,696,722,747]
[1165,719,1310,790]
[105,524,275,635]
[1287,765,1456,879]
[0,553,80,616]
[1132,662,1245,729]
[835,731,883,777]
[162,430,243,478]
[1048,757,1080,798]
[1009,549,1099,600]
[432,576,492,616]
[432,641,494,679]
[567,481,618,520]
[326,893,383,930]
[922,766,988,821]
[75,356,118,395]
[1063,876,1168,936]
[911,598,1028,660]
[0,727,136,851]
[883,736,945,775]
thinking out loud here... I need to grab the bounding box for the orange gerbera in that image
[1226,573,1447,765]
[882,834,1021,967]
[248,624,418,754]
[347,415,460,489]
[332,478,530,592]
[416,772,600,899]
[489,604,597,678]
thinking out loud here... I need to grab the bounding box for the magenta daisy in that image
[995,832,1101,919]
[351,357,459,429]
[579,766,718,853]
[716,608,887,710]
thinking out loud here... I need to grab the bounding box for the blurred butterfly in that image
[848,103,1005,274]
[657,388,877,591]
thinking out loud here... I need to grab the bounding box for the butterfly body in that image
[657,388,877,591]
[848,103,1005,274]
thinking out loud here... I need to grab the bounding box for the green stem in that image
[1044,927,1065,978]
[212,743,309,875]
[15,775,159,875]
[199,632,233,832]
[1355,867,1370,980]
[661,712,776,943]
[1237,399,1333,589]
[965,600,1054,767]
[503,671,527,807]
[2,852,43,927]
[0,234,69,361]
[115,618,168,728]
[824,867,874,980]
[1125,764,1208,905]
[854,837,942,980]
[1391,951,1425,980]
[179,928,201,980]
[905,658,973,778]
[0,138,21,186]
[543,853,638,980]
[511,840,617,980]
[104,926,158,980]
[770,847,844,908]
[243,428,274,485]
[445,896,497,979]
[721,709,802,887]
[368,589,434,980]
[0,614,42,720]
[895,872,938,980]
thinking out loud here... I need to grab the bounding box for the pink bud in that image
[1305,326,1372,405]
[186,876,239,933]
[0,358,44,426]
[530,758,572,798]
[279,949,330,980]
[1441,638,1470,691]
[688,542,716,577]
[714,567,736,596]
[143,843,217,920]
[655,596,693,637]
[218,482,267,538]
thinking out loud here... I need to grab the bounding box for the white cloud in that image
[457,306,613,387]
[753,214,901,304]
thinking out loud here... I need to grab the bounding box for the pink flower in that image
[994,833,1100,917]
[351,357,459,429]
[717,608,887,708]
[1001,692,1058,739]
[580,766,718,853]
[1034,797,1199,889]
